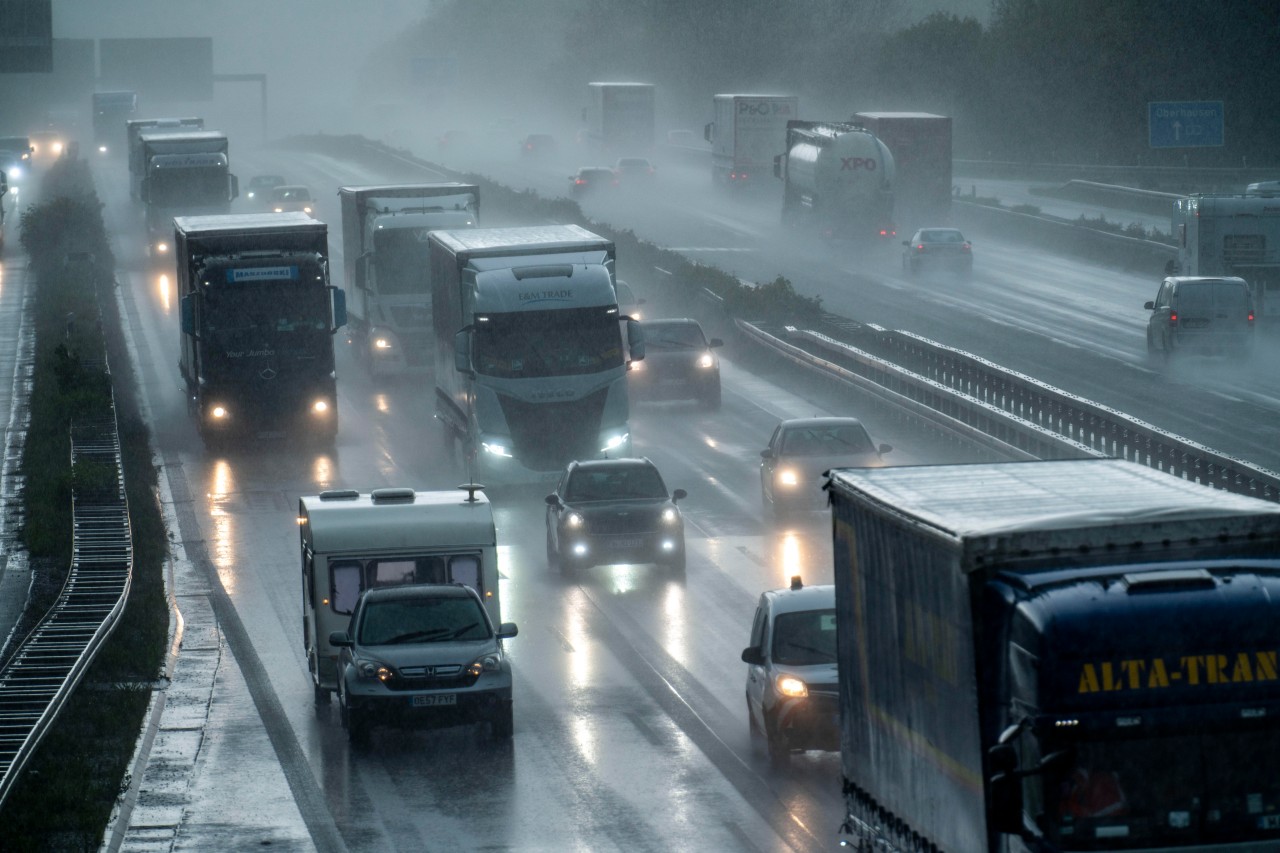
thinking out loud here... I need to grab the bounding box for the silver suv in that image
[330,583,518,744]
[1145,276,1254,362]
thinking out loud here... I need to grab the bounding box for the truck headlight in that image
[776,675,808,698]
[600,432,629,453]
[373,336,392,350]
[481,440,512,458]
[312,399,330,414]
[303,206,312,214]
[155,242,169,254]
[210,405,229,419]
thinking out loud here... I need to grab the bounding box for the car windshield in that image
[357,594,490,645]
[772,608,837,665]
[780,424,874,456]
[565,465,667,501]
[645,322,705,349]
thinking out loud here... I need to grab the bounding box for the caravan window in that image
[327,553,484,615]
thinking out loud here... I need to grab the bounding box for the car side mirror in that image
[879,443,893,454]
[1144,301,1155,310]
[741,646,764,666]
[672,488,687,503]
[328,631,352,648]
[497,622,519,639]
[761,448,773,459]
[708,338,724,348]
[545,494,561,507]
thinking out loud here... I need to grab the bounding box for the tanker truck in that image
[773,120,895,240]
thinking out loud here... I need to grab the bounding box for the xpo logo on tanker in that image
[841,157,877,171]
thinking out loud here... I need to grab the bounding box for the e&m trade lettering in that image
[519,289,572,302]
[1078,650,1279,693]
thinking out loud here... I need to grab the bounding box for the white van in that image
[298,485,498,705]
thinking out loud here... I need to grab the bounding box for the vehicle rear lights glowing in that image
[1169,312,1178,326]
[1249,311,1255,322]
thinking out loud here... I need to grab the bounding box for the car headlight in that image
[303,206,312,214]
[273,207,284,213]
[467,652,503,676]
[210,405,229,420]
[6,166,20,180]
[482,440,513,458]
[777,468,799,487]
[661,507,679,525]
[698,352,715,369]
[356,658,393,682]
[373,336,393,350]
[776,674,808,698]
[566,511,585,529]
[156,242,169,254]
[246,191,255,199]
[311,399,330,414]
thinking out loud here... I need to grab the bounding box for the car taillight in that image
[1248,310,1255,324]
[916,244,925,251]
[1169,311,1178,327]
[575,178,586,185]
[962,242,971,252]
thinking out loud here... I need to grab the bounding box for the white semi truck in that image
[339,183,479,374]
[139,130,238,255]
[430,225,645,484]
[126,117,203,200]
[774,120,896,240]
[298,484,499,706]
[1171,191,1280,331]
[704,94,798,187]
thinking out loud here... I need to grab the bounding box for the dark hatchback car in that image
[520,133,556,156]
[545,458,688,574]
[1145,275,1254,363]
[902,227,973,277]
[330,583,518,745]
[760,417,891,517]
[569,166,618,196]
[627,318,723,409]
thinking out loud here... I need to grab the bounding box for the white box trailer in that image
[705,94,798,186]
[298,485,499,704]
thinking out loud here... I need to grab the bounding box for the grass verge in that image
[0,156,168,851]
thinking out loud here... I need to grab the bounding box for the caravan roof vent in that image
[370,487,415,504]
[318,489,359,501]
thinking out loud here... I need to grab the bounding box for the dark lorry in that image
[175,213,347,446]
[827,458,1280,853]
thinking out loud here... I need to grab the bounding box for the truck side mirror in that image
[773,154,783,180]
[704,122,714,143]
[626,318,645,361]
[330,287,347,330]
[454,329,474,375]
[229,173,239,201]
[180,294,197,337]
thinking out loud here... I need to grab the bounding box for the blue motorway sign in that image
[1148,101,1224,148]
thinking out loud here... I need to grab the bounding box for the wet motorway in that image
[90,139,1280,851]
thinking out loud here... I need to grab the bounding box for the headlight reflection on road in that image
[157,274,171,314]
[662,583,687,667]
[311,454,333,489]
[207,460,237,592]
[777,529,804,588]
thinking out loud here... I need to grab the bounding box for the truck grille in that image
[499,388,609,471]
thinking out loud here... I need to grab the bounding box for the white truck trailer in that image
[430,225,645,485]
[339,183,479,374]
[583,82,655,155]
[704,94,798,187]
[298,485,499,705]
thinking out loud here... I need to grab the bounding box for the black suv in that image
[545,458,688,575]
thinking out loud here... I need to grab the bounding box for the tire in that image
[490,702,514,740]
[313,682,330,708]
[766,719,791,766]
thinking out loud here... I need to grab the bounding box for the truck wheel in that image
[313,682,329,708]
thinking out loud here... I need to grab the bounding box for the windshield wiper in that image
[447,622,481,639]
[386,628,450,644]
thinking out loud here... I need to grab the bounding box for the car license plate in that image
[610,536,644,549]
[411,693,456,708]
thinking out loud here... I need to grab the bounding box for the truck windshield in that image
[372,228,431,296]
[1036,728,1280,848]
[150,168,227,206]
[473,306,623,379]
[203,272,329,350]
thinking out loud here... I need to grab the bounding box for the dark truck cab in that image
[828,459,1280,853]
[174,213,346,446]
